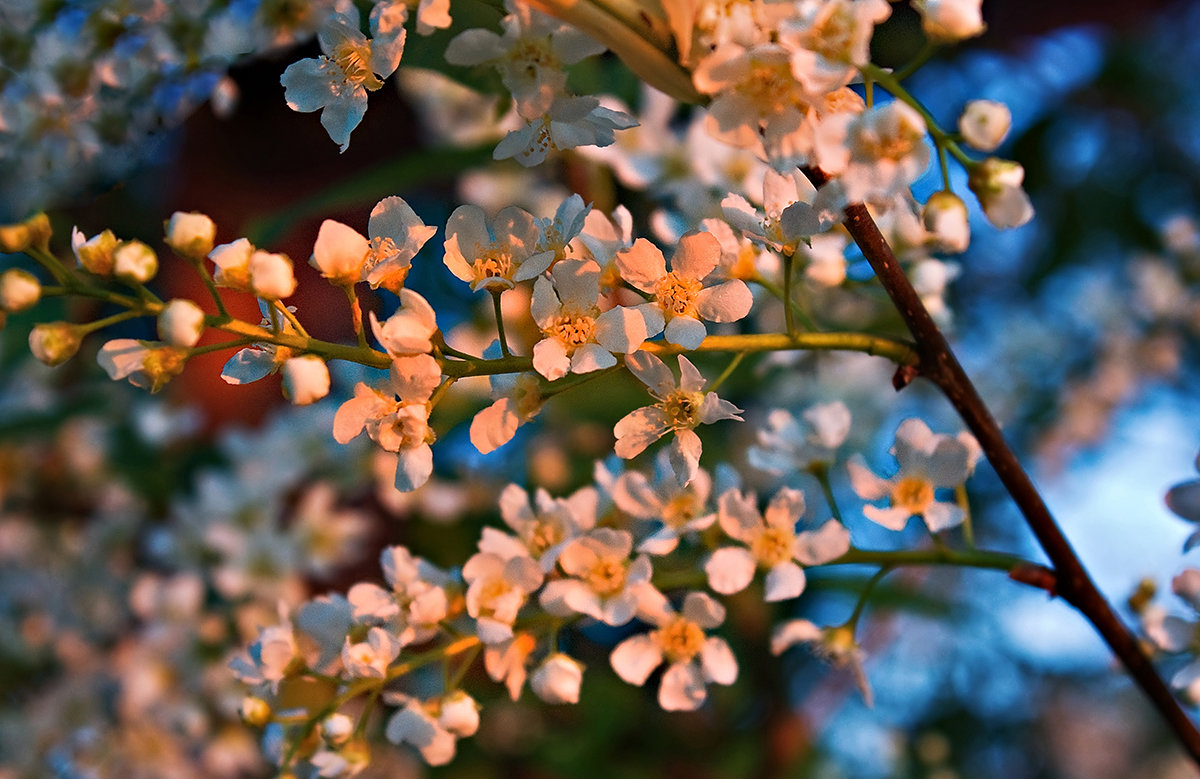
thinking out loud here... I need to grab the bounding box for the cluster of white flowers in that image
[231,403,982,773]
[0,0,1077,775]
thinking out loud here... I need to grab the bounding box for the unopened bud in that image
[530,653,584,704]
[967,158,1034,229]
[113,240,159,283]
[158,299,206,348]
[165,211,216,259]
[959,100,1011,152]
[922,191,970,254]
[437,690,480,737]
[282,355,330,405]
[0,213,51,253]
[0,268,41,312]
[322,713,354,745]
[240,696,272,727]
[249,250,296,299]
[29,322,83,366]
[72,228,119,276]
[914,0,985,42]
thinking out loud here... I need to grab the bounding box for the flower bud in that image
[72,228,119,276]
[210,238,254,290]
[914,0,985,42]
[158,299,206,348]
[29,322,83,366]
[249,250,296,299]
[958,100,1011,152]
[530,653,584,704]
[0,213,51,253]
[0,268,41,312]
[322,713,354,745]
[113,240,159,283]
[967,158,1034,229]
[240,696,272,727]
[437,691,480,737]
[165,211,216,259]
[922,191,970,254]
[282,355,331,405]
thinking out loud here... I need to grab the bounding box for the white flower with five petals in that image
[609,591,738,711]
[614,352,743,485]
[706,487,850,601]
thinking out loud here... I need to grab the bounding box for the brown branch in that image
[801,167,1200,762]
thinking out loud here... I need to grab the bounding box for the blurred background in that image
[4,1,1200,777]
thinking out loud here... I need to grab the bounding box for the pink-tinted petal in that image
[671,230,721,280]
[668,429,703,486]
[923,500,965,532]
[615,238,667,292]
[665,316,707,350]
[705,547,757,595]
[610,634,664,685]
[863,504,912,531]
[770,619,823,655]
[764,561,806,602]
[614,406,672,458]
[846,455,891,501]
[696,280,753,323]
[659,662,706,711]
[552,258,601,306]
[765,487,806,529]
[681,591,725,629]
[395,444,433,492]
[794,521,851,565]
[624,351,674,396]
[700,637,738,684]
[469,399,521,454]
[533,337,571,380]
[595,306,649,353]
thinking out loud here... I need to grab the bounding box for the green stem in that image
[782,254,797,336]
[751,272,819,332]
[706,352,746,393]
[829,545,1033,572]
[78,309,142,334]
[893,40,939,82]
[859,64,974,168]
[187,255,229,318]
[844,565,893,630]
[491,289,512,358]
[274,299,309,338]
[955,484,975,548]
[810,462,845,525]
[24,246,74,287]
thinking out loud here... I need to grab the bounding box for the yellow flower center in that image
[507,38,561,83]
[527,520,565,558]
[742,60,807,116]
[476,579,516,617]
[663,492,702,529]
[661,390,705,430]
[656,616,706,664]
[546,312,597,351]
[472,246,515,287]
[890,476,935,516]
[332,39,384,91]
[807,4,856,63]
[654,271,703,318]
[582,555,628,598]
[750,526,795,568]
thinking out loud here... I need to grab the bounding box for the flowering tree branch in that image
[801,166,1200,762]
